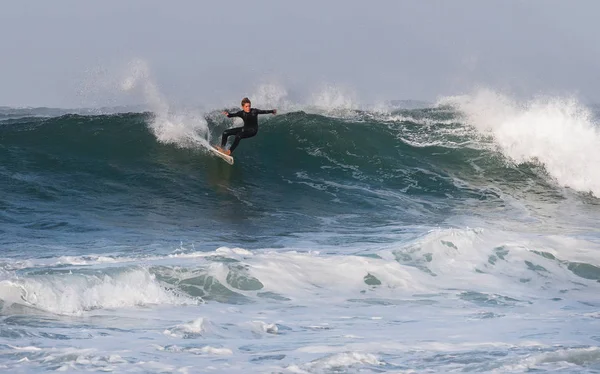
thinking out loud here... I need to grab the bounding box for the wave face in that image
[1,99,599,373]
[1,104,596,243]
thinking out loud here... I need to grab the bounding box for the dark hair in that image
[241,97,251,106]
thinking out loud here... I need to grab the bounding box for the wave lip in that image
[441,89,600,197]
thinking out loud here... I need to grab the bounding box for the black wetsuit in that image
[221,108,275,153]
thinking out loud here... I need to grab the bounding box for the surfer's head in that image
[241,97,251,112]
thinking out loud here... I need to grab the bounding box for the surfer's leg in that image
[221,127,243,148]
[229,128,257,153]
[229,134,243,153]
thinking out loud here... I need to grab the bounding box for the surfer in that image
[216,97,277,155]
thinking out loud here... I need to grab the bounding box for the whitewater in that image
[1,73,600,372]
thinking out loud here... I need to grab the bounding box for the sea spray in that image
[441,89,600,197]
[309,83,359,115]
[121,58,210,149]
[249,83,292,111]
[247,82,359,116]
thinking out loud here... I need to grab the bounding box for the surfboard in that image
[210,145,234,165]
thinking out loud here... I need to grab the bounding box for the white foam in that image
[536,347,600,366]
[302,352,383,372]
[7,345,42,352]
[163,317,210,338]
[297,340,543,355]
[154,344,232,356]
[381,226,600,312]
[249,320,278,334]
[246,250,425,300]
[0,246,253,270]
[440,89,600,197]
[190,346,233,356]
[3,228,598,317]
[0,268,192,315]
[1,234,599,373]
[57,255,120,265]
[497,347,600,372]
[215,247,254,256]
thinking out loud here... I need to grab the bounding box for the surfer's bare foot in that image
[214,145,231,155]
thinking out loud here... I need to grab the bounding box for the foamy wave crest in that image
[288,352,383,373]
[249,320,278,335]
[163,317,214,338]
[250,83,293,111]
[0,268,193,315]
[308,84,359,115]
[440,89,600,196]
[386,227,600,302]
[498,346,600,372]
[121,58,209,149]
[246,251,424,299]
[154,344,233,356]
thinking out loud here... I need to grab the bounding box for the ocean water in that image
[1,88,600,373]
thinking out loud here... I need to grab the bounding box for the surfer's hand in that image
[222,111,229,116]
[272,109,277,115]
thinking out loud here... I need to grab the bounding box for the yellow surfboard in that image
[210,145,234,165]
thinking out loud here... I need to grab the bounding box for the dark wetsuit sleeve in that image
[255,109,275,114]
[227,111,242,118]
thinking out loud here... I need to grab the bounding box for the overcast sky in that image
[1,0,599,108]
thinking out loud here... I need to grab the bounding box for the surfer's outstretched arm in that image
[255,109,277,115]
[223,110,242,118]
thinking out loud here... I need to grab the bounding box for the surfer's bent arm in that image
[255,109,277,115]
